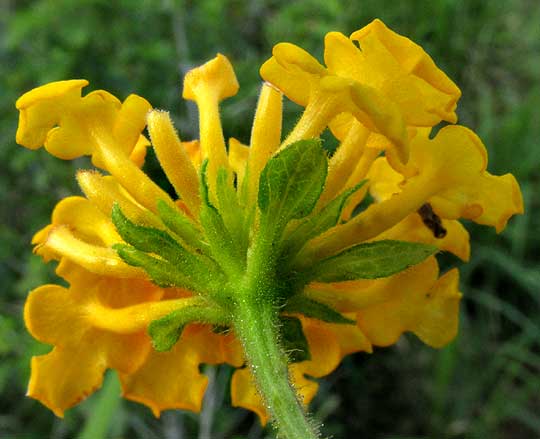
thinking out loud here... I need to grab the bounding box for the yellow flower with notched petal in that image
[16,19,522,433]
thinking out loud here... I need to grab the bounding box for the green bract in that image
[258,139,328,228]
[148,302,228,352]
[282,181,366,262]
[303,240,438,283]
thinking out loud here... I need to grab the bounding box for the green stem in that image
[233,297,320,439]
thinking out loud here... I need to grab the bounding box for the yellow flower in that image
[16,19,522,430]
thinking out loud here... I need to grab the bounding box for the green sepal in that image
[112,203,191,263]
[148,308,189,352]
[199,159,213,207]
[279,316,311,363]
[156,199,204,251]
[258,139,328,229]
[113,244,195,289]
[284,295,355,325]
[148,304,229,352]
[216,168,248,252]
[199,160,245,275]
[112,203,219,285]
[283,181,367,260]
[303,240,438,283]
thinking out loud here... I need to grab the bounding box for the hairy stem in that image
[233,297,320,439]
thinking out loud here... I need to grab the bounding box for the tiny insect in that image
[417,203,447,239]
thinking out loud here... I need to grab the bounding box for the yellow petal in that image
[298,317,371,378]
[431,172,524,232]
[246,83,283,204]
[16,81,167,212]
[350,19,461,125]
[16,79,89,149]
[299,318,342,378]
[25,284,88,345]
[339,147,379,220]
[324,31,365,80]
[183,140,202,167]
[318,120,369,207]
[28,328,149,417]
[100,331,151,373]
[92,131,176,213]
[367,156,404,202]
[409,125,524,231]
[274,42,327,75]
[55,258,97,286]
[357,258,462,347]
[120,325,231,416]
[76,171,160,227]
[36,225,145,278]
[25,275,162,346]
[183,54,238,189]
[330,319,373,356]
[260,57,312,106]
[413,269,461,347]
[28,346,105,417]
[228,137,250,191]
[328,112,356,141]
[231,367,269,425]
[112,94,152,157]
[129,135,150,167]
[147,110,201,215]
[43,89,120,160]
[50,196,120,246]
[263,39,409,159]
[31,225,56,261]
[183,53,239,102]
[25,272,163,416]
[184,324,244,367]
[343,78,408,163]
[260,44,327,143]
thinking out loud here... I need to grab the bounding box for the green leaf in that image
[305,240,438,283]
[199,161,245,275]
[148,308,189,351]
[283,181,367,259]
[258,139,328,227]
[112,203,217,284]
[216,167,247,251]
[284,295,355,324]
[149,304,229,352]
[156,199,204,251]
[279,316,311,363]
[112,203,188,262]
[113,244,195,289]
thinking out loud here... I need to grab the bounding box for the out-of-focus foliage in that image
[1,0,539,438]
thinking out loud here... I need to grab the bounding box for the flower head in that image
[17,19,522,434]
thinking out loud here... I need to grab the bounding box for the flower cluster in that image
[17,19,522,433]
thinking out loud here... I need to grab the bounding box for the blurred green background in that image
[1,0,539,438]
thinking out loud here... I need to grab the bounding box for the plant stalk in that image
[233,297,320,439]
